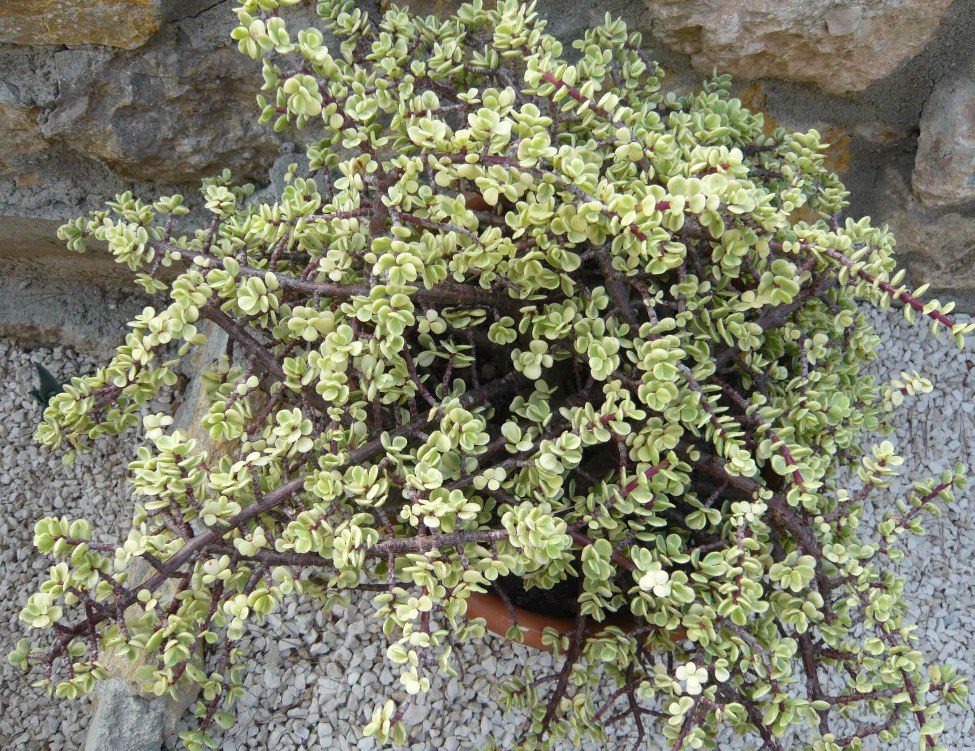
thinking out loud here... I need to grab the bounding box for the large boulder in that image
[40,10,276,185]
[0,2,277,349]
[643,0,954,95]
[913,74,975,208]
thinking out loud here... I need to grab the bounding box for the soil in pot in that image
[493,572,580,619]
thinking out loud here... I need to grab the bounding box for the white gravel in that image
[2,308,975,750]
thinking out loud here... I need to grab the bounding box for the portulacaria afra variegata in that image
[13,1,972,749]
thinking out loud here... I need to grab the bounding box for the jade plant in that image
[12,1,973,749]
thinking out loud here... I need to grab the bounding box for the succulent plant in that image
[13,1,972,750]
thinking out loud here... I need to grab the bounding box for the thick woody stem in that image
[214,529,509,565]
[538,609,588,736]
[149,239,519,313]
[43,371,526,656]
[201,304,332,416]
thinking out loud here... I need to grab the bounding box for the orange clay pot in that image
[466,591,687,653]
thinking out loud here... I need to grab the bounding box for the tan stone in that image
[643,0,953,94]
[882,170,975,295]
[0,103,46,169]
[0,0,161,49]
[913,75,975,208]
[0,75,47,175]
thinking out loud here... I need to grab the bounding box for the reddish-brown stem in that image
[149,240,518,313]
[201,304,331,416]
[818,245,956,329]
[568,530,634,572]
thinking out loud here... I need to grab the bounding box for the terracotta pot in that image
[461,190,493,212]
[466,591,686,653]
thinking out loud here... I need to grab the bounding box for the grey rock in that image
[41,23,276,184]
[0,47,61,108]
[913,74,975,207]
[402,702,430,726]
[264,670,283,691]
[0,243,146,357]
[53,49,117,99]
[85,678,165,751]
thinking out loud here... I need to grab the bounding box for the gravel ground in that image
[0,341,163,750]
[2,309,974,750]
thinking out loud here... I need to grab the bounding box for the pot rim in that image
[466,590,686,652]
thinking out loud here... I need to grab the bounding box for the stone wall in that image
[1,0,974,333]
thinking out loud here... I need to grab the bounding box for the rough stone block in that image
[642,0,954,94]
[913,73,975,208]
[85,678,165,751]
[0,0,162,49]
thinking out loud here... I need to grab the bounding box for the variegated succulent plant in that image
[13,2,971,750]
